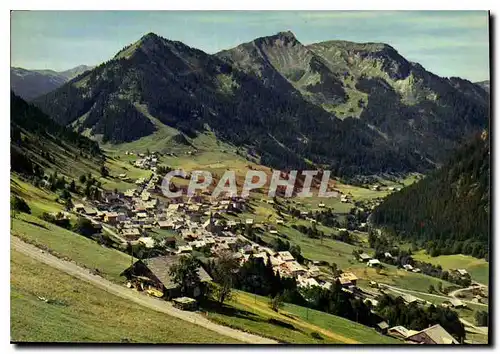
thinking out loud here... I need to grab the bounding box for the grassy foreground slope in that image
[11,213,133,283]
[205,291,401,344]
[10,250,240,343]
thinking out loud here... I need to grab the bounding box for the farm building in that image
[387,326,418,340]
[367,259,382,268]
[120,255,212,299]
[376,321,389,334]
[406,324,459,344]
[277,251,295,262]
[358,253,371,262]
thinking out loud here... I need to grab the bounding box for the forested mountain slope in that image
[32,32,488,177]
[11,92,102,180]
[370,132,490,259]
[33,33,430,176]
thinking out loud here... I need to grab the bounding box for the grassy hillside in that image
[413,251,489,285]
[371,134,490,259]
[11,213,133,283]
[205,290,401,344]
[11,250,240,343]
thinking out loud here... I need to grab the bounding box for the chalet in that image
[442,299,465,308]
[122,228,141,239]
[83,207,97,216]
[321,281,332,290]
[204,237,215,245]
[338,272,358,286]
[158,220,174,229]
[173,297,197,311]
[388,326,418,340]
[367,259,382,267]
[406,324,459,344]
[358,253,371,262]
[318,203,325,208]
[187,204,201,213]
[376,321,389,334]
[124,189,136,198]
[232,252,244,262]
[307,265,321,277]
[277,251,295,262]
[276,219,284,225]
[283,261,306,277]
[456,269,469,276]
[177,245,193,254]
[245,218,254,225]
[120,255,212,299]
[138,237,155,248]
[403,264,414,271]
[401,294,425,305]
[189,240,207,250]
[297,276,319,288]
[104,212,119,224]
[269,230,279,235]
[270,256,285,268]
[136,212,148,219]
[73,204,85,213]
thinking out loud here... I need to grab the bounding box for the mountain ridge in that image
[31,31,489,177]
[10,65,94,100]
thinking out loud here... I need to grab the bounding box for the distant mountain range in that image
[30,32,489,177]
[11,65,93,100]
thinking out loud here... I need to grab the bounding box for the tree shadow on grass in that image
[23,219,50,230]
[201,300,264,323]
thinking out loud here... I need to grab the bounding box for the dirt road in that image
[11,236,277,344]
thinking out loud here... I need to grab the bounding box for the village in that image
[51,151,487,345]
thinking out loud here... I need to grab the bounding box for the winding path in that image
[11,236,277,344]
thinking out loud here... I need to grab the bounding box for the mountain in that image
[10,65,93,100]
[370,131,489,259]
[32,32,489,176]
[11,92,102,180]
[219,34,489,164]
[475,80,490,93]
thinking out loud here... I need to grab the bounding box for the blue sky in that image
[11,10,489,81]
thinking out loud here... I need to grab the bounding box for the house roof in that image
[388,326,412,337]
[449,298,465,307]
[406,324,459,344]
[140,255,212,290]
[401,294,423,304]
[359,253,371,259]
[277,251,295,261]
[377,321,389,330]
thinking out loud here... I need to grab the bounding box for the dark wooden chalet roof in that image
[122,255,212,290]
